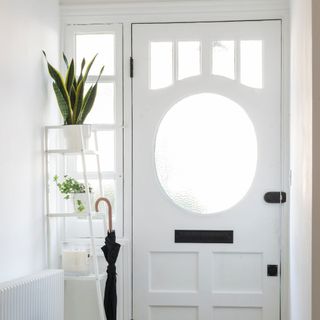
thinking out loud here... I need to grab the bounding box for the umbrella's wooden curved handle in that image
[95,197,112,232]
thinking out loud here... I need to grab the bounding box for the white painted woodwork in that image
[59,23,126,320]
[133,20,282,320]
[290,0,312,319]
[60,0,289,7]
[312,1,320,319]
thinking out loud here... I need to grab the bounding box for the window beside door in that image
[64,24,124,236]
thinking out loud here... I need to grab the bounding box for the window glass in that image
[84,82,115,124]
[212,41,235,79]
[155,93,257,214]
[150,42,173,89]
[178,41,201,80]
[77,131,115,172]
[240,40,263,88]
[76,34,115,76]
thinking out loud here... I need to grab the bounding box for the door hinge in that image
[130,57,134,78]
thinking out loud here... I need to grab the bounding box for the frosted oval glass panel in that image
[212,41,235,79]
[155,93,257,214]
[150,42,173,89]
[240,40,263,88]
[178,41,201,80]
[76,34,115,76]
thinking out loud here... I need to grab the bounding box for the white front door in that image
[132,21,282,320]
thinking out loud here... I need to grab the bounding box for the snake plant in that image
[43,51,104,124]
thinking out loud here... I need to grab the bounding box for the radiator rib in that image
[0,270,64,320]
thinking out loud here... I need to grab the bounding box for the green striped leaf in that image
[53,82,71,123]
[43,51,71,116]
[70,85,76,111]
[76,85,96,124]
[82,85,93,112]
[63,53,69,68]
[65,59,75,95]
[77,58,86,86]
[82,54,97,82]
[76,66,104,124]
[73,78,84,123]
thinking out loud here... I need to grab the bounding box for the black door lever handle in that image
[264,192,286,203]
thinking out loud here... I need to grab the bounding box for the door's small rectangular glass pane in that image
[84,82,114,124]
[76,34,115,76]
[212,41,235,80]
[150,41,173,90]
[77,131,115,172]
[240,40,263,89]
[178,41,201,80]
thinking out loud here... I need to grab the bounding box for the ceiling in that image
[60,0,281,5]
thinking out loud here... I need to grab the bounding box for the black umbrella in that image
[95,197,121,320]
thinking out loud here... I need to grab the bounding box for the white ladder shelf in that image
[45,125,107,320]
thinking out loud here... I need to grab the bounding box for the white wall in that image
[290,0,312,319]
[0,0,60,282]
[312,0,320,319]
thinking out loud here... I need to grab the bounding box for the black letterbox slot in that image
[175,230,233,244]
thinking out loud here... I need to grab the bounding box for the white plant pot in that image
[62,124,91,151]
[72,193,94,213]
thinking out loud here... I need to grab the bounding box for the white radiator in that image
[0,270,64,320]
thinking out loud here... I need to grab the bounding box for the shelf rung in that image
[46,149,98,155]
[67,172,118,179]
[48,213,105,218]
[62,236,105,240]
[45,124,118,131]
[64,273,107,281]
[61,237,129,245]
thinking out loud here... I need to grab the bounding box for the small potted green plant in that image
[43,52,104,150]
[54,175,93,213]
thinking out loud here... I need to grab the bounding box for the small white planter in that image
[72,193,94,213]
[62,124,91,151]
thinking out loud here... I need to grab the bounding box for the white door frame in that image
[60,2,290,320]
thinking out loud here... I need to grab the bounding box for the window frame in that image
[63,23,124,236]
